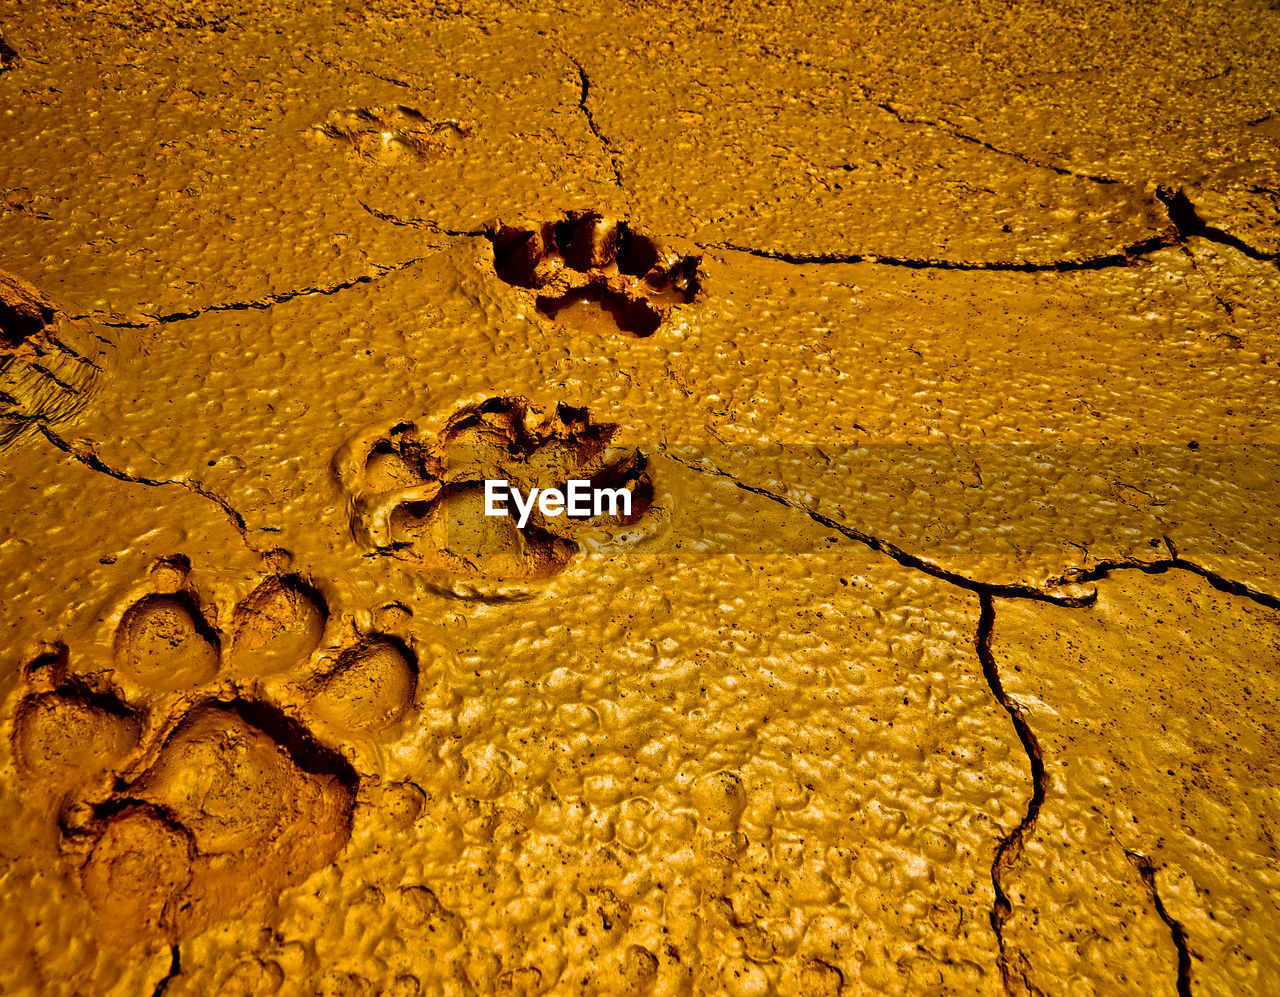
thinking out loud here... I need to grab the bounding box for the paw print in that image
[10,555,419,945]
[338,396,653,586]
[312,105,471,162]
[490,212,702,337]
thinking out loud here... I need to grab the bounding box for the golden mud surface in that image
[1,0,1279,994]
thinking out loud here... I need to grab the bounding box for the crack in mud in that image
[1157,185,1280,268]
[868,99,1122,187]
[563,52,628,196]
[1056,536,1280,614]
[661,450,1092,606]
[704,232,1178,272]
[665,452,1280,614]
[1126,851,1195,997]
[35,423,259,548]
[759,46,1124,188]
[705,183,1280,276]
[358,200,488,238]
[150,945,181,997]
[978,595,1048,997]
[66,258,427,329]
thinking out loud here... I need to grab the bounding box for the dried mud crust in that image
[341,396,653,585]
[7,555,422,947]
[490,212,702,337]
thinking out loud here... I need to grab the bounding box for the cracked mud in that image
[2,1,1280,995]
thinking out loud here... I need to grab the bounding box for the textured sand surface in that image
[2,0,1279,994]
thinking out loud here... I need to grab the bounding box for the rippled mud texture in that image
[2,0,1280,994]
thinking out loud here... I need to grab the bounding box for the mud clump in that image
[0,269,57,353]
[491,212,701,337]
[345,396,652,584]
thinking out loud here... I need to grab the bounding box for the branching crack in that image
[978,594,1048,997]
[67,258,426,329]
[1156,185,1280,268]
[1056,540,1280,613]
[703,186,1278,275]
[662,452,1280,615]
[1125,851,1194,997]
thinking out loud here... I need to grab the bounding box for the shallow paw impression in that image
[348,396,652,584]
[491,212,702,337]
[313,105,471,162]
[4,555,430,946]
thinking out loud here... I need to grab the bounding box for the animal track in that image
[341,396,652,585]
[313,105,471,162]
[490,212,702,337]
[9,556,420,946]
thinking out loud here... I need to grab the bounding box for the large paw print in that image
[490,212,702,337]
[10,556,419,946]
[340,396,653,585]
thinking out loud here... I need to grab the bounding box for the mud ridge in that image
[978,595,1048,997]
[1126,851,1195,997]
[705,233,1177,272]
